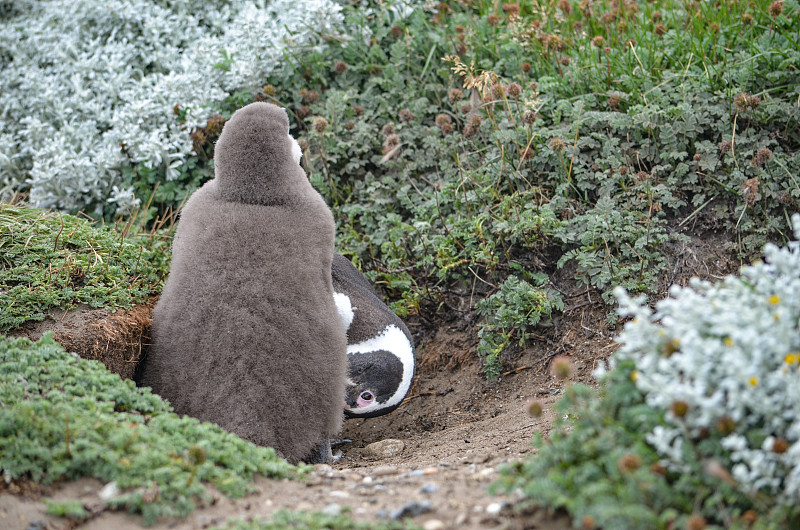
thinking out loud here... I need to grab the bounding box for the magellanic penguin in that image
[141,102,347,464]
[331,253,415,418]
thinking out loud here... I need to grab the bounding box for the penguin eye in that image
[360,391,374,401]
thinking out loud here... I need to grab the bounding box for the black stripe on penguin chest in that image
[346,349,403,408]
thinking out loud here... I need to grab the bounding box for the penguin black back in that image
[331,253,415,418]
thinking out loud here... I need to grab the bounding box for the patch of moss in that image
[0,204,171,331]
[0,334,306,525]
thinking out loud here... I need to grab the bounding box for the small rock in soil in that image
[364,439,405,458]
[321,503,342,516]
[419,483,438,494]
[390,500,432,520]
[372,465,400,476]
[486,501,508,515]
[423,521,446,530]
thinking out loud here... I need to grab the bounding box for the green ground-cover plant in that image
[0,203,171,331]
[495,217,800,529]
[0,334,305,525]
[218,510,417,529]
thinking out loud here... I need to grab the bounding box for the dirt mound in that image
[9,300,154,380]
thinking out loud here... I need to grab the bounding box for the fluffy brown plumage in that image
[141,102,346,463]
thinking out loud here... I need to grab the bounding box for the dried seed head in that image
[522,110,538,125]
[558,0,572,15]
[455,24,465,33]
[734,93,761,111]
[463,124,477,138]
[741,13,753,24]
[671,400,689,418]
[369,66,382,76]
[491,83,505,100]
[390,25,403,38]
[773,437,789,454]
[636,170,650,182]
[297,138,309,151]
[521,61,531,73]
[456,42,468,55]
[617,453,642,473]
[742,510,758,524]
[333,61,348,75]
[600,12,615,24]
[487,14,499,26]
[262,84,277,97]
[661,338,680,357]
[581,515,595,530]
[399,108,415,122]
[693,153,702,162]
[302,89,319,104]
[521,146,533,160]
[769,0,783,17]
[618,166,628,175]
[457,32,466,42]
[549,137,566,152]
[560,56,572,66]
[709,22,720,33]
[529,81,538,91]
[437,2,451,14]
[506,82,522,98]
[719,140,732,154]
[383,133,401,153]
[650,463,667,475]
[448,88,464,103]
[607,94,621,110]
[716,416,736,435]
[345,121,355,131]
[550,355,572,379]
[381,124,397,137]
[754,147,772,168]
[468,114,483,128]
[435,113,452,127]
[296,105,312,119]
[312,117,328,133]
[651,11,662,22]
[654,24,667,36]
[502,3,520,16]
[687,515,707,530]
[353,105,364,116]
[460,103,472,114]
[591,35,604,48]
[527,399,544,417]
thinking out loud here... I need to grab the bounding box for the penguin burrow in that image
[331,253,416,418]
[141,102,347,464]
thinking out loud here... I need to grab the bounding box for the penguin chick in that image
[331,253,415,418]
[141,102,346,464]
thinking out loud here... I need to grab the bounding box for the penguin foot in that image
[330,438,352,448]
[305,440,342,464]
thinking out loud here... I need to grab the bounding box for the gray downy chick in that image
[141,102,346,464]
[331,253,415,418]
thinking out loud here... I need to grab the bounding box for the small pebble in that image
[315,464,334,476]
[423,520,446,530]
[295,501,313,511]
[390,500,432,520]
[364,439,405,459]
[362,476,374,484]
[419,483,438,494]
[321,503,342,516]
[372,465,400,476]
[486,501,507,515]
[329,490,350,498]
[99,481,119,500]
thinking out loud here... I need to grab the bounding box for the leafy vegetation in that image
[0,335,306,525]
[496,222,800,529]
[218,510,417,530]
[0,203,171,331]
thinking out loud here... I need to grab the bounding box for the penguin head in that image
[213,102,307,205]
[344,350,404,418]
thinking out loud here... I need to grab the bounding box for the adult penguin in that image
[142,102,346,463]
[331,253,415,418]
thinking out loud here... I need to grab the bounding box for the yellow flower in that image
[748,376,759,386]
[769,295,780,305]
[631,370,639,382]
[785,353,799,365]
[724,337,734,347]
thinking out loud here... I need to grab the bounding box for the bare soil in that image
[0,227,740,530]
